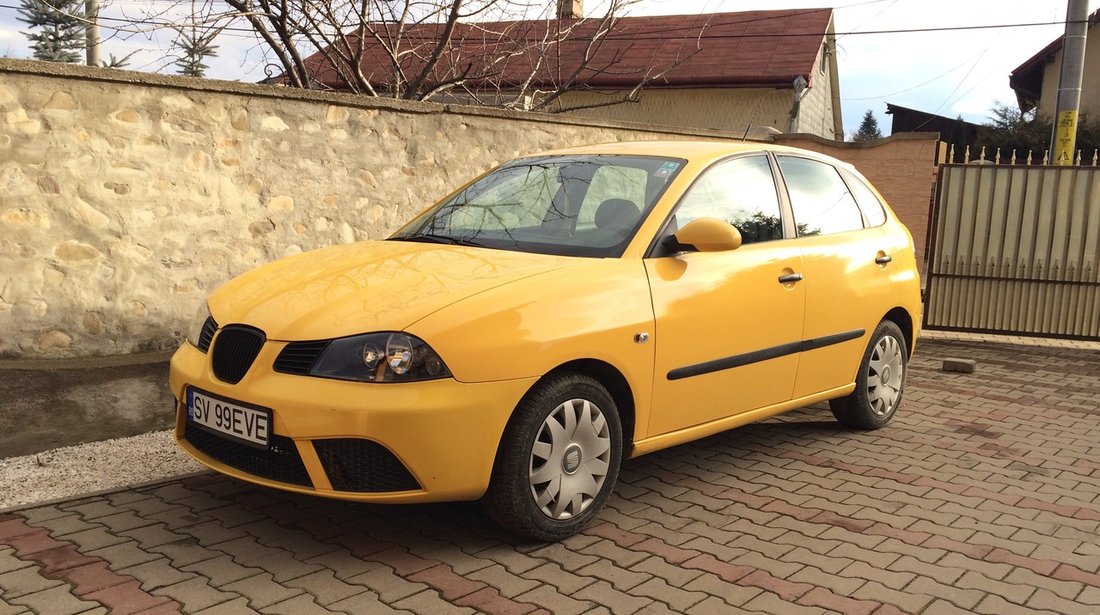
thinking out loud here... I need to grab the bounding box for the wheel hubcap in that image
[529,398,612,520]
[867,335,904,416]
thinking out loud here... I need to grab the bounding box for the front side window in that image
[778,156,864,237]
[392,155,685,258]
[672,155,784,245]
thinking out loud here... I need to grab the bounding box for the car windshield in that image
[390,155,686,257]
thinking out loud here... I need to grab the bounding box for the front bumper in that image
[169,341,537,503]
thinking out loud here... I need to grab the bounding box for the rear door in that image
[645,155,805,437]
[775,155,893,398]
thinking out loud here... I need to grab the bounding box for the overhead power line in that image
[0,3,1083,41]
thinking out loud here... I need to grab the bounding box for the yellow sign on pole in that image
[1053,110,1078,166]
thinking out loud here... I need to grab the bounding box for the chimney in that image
[558,0,583,19]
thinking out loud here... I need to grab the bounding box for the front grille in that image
[274,340,330,375]
[314,439,421,493]
[184,422,312,487]
[197,317,218,353]
[211,326,266,384]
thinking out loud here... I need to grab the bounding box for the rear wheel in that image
[830,320,908,429]
[484,373,622,541]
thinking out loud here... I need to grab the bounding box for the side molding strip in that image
[667,329,865,381]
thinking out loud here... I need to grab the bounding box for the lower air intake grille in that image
[211,325,266,384]
[314,439,421,493]
[184,422,311,487]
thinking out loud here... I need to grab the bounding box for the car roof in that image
[531,140,856,170]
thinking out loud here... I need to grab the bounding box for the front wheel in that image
[483,373,622,541]
[830,320,908,429]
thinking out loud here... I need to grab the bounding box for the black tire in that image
[830,320,908,430]
[483,373,622,541]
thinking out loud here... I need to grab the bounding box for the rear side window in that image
[674,155,784,244]
[842,169,888,227]
[777,156,864,237]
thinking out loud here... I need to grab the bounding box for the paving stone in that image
[513,584,596,615]
[576,558,650,591]
[682,572,763,607]
[0,549,31,575]
[523,562,596,594]
[393,589,477,615]
[18,506,69,525]
[0,567,65,599]
[5,584,101,615]
[82,579,174,614]
[283,569,366,606]
[303,549,384,581]
[192,596,261,615]
[153,576,241,613]
[115,557,196,593]
[574,579,655,615]
[1026,588,1098,615]
[630,555,703,587]
[741,591,828,615]
[86,541,161,572]
[29,513,100,538]
[59,526,131,552]
[346,566,428,603]
[329,589,411,614]
[261,593,332,615]
[182,555,265,588]
[903,576,984,610]
[219,572,303,609]
[630,577,708,613]
[148,539,222,567]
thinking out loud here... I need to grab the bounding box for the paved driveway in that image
[2,338,1099,614]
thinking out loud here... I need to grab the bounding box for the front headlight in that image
[309,332,451,383]
[185,302,214,350]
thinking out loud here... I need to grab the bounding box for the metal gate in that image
[924,163,1100,340]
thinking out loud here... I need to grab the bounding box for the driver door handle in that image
[778,273,803,284]
[876,255,893,265]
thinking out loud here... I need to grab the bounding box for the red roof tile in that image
[298,8,833,92]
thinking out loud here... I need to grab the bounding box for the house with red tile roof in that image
[1009,8,1100,120]
[293,6,844,139]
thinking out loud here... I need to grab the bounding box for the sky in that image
[0,0,1095,137]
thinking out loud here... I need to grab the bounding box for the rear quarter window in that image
[842,169,888,227]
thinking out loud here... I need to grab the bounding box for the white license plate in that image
[187,388,272,449]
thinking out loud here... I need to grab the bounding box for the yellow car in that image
[170,141,921,540]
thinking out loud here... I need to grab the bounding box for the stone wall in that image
[0,60,737,359]
[0,59,939,359]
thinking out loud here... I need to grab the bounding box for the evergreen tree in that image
[852,110,884,142]
[976,103,1100,164]
[172,25,219,78]
[17,0,85,63]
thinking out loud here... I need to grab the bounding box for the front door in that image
[645,155,806,437]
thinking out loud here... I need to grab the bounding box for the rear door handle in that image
[875,255,893,265]
[778,273,803,284]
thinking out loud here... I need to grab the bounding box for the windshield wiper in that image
[391,233,485,248]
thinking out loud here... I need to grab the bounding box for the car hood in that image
[208,240,577,341]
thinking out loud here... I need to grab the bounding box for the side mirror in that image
[669,217,742,253]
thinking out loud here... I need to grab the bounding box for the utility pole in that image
[1050,0,1089,166]
[85,0,100,66]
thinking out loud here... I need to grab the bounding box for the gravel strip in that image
[0,430,202,508]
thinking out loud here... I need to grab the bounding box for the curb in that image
[0,470,214,515]
[0,350,176,371]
